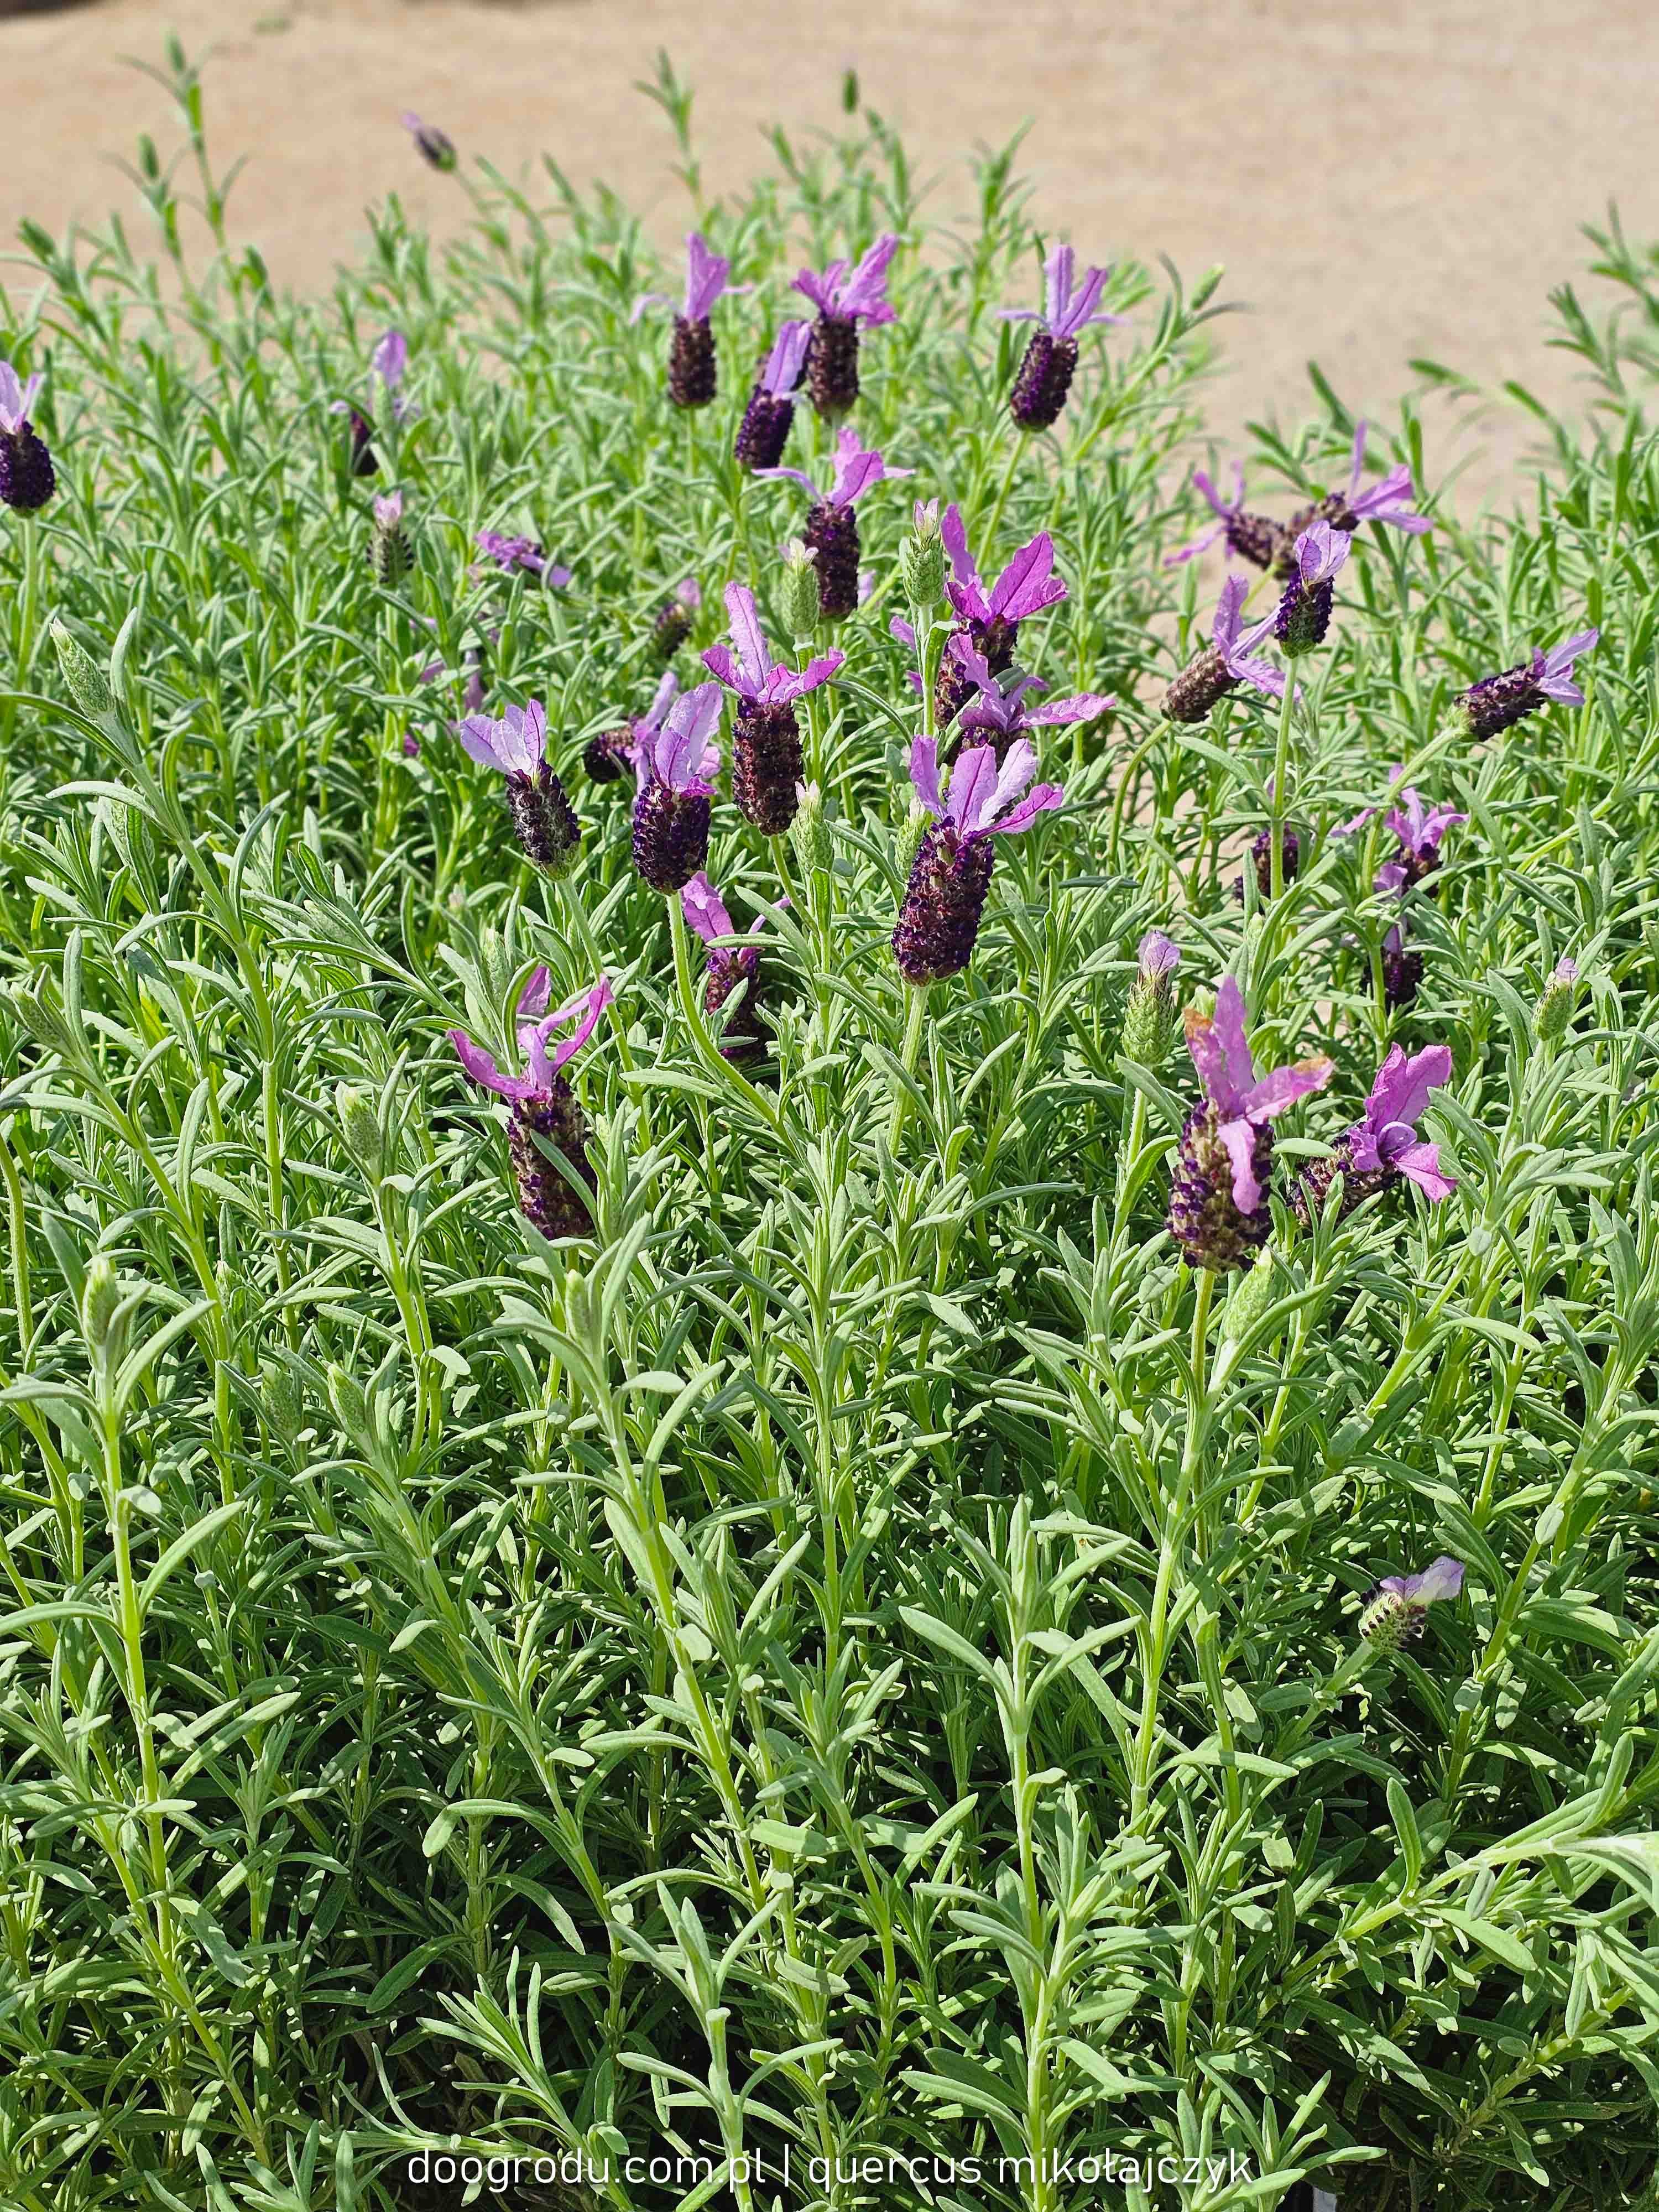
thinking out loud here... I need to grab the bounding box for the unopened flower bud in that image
[1533,956,1579,1041]
[789,779,833,879]
[1120,930,1182,1064]
[50,619,113,719]
[263,1360,307,1446]
[893,796,931,880]
[335,1083,384,1182]
[81,1255,123,1364]
[841,65,860,113]
[900,499,945,609]
[370,492,411,587]
[779,539,821,641]
[326,1363,369,1439]
[1220,1248,1276,1343]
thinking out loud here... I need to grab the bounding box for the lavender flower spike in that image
[637,233,743,409]
[1271,521,1350,657]
[652,576,702,662]
[951,640,1114,764]
[734,322,812,471]
[703,583,843,834]
[1166,978,1333,1272]
[891,736,1063,985]
[1453,629,1599,742]
[633,682,723,891]
[474,532,573,589]
[928,507,1068,725]
[1329,421,1432,538]
[1360,1556,1465,1650]
[794,233,900,417]
[681,871,781,1061]
[759,425,909,620]
[1164,462,1288,573]
[401,112,458,173]
[0,361,55,513]
[1375,786,1468,895]
[450,975,612,1241]
[331,330,408,478]
[1295,1042,1456,1225]
[455,699,582,878]
[585,670,678,785]
[1164,576,1287,723]
[1001,244,1123,432]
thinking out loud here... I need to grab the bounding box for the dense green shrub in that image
[2,45,1658,2212]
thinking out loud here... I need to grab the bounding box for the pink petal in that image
[908,734,944,817]
[1241,1055,1334,1121]
[1393,1141,1457,1201]
[451,1029,533,1102]
[723,583,774,695]
[1217,1117,1265,1214]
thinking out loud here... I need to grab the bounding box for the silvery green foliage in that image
[1,42,1657,2212]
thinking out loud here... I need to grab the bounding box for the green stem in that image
[667,895,782,1138]
[1269,677,1296,901]
[979,432,1025,555]
[886,985,929,1152]
[1130,1265,1215,1827]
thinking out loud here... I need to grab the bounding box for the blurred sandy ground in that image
[5,0,1658,491]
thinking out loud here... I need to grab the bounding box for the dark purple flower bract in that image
[794,234,899,418]
[0,361,56,514]
[891,735,1063,985]
[702,585,842,834]
[1000,245,1123,432]
[450,974,612,1240]
[632,683,723,891]
[1166,979,1333,1272]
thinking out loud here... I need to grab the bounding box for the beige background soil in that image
[7,0,1658,487]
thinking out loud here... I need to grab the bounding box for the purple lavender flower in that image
[950,640,1114,764]
[1453,629,1599,742]
[1164,462,1286,573]
[332,330,408,477]
[632,682,723,891]
[473,532,573,589]
[1295,1042,1456,1225]
[401,112,458,173]
[1375,787,1468,895]
[758,426,907,620]
[401,731,421,758]
[702,583,843,834]
[734,322,812,472]
[891,735,1063,985]
[585,671,678,785]
[651,577,702,663]
[631,233,744,408]
[456,698,582,878]
[1382,922,1422,1010]
[1165,424,1430,573]
[922,507,1069,726]
[793,234,899,418]
[0,362,55,513]
[1270,522,1350,657]
[681,871,785,1060]
[1166,978,1333,1272]
[369,490,411,587]
[1233,826,1301,904]
[999,244,1124,432]
[1164,576,1287,723]
[1359,1555,1464,1650]
[450,974,612,1241]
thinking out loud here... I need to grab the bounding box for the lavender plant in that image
[2,45,1659,2212]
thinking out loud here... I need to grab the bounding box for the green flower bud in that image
[779,539,820,642]
[326,1363,369,1439]
[335,1083,384,1182]
[789,779,833,879]
[899,499,945,611]
[1533,957,1579,1042]
[893,797,931,880]
[263,1360,307,1447]
[1221,1249,1277,1344]
[1119,931,1183,1065]
[841,66,860,114]
[81,1255,123,1361]
[50,619,113,719]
